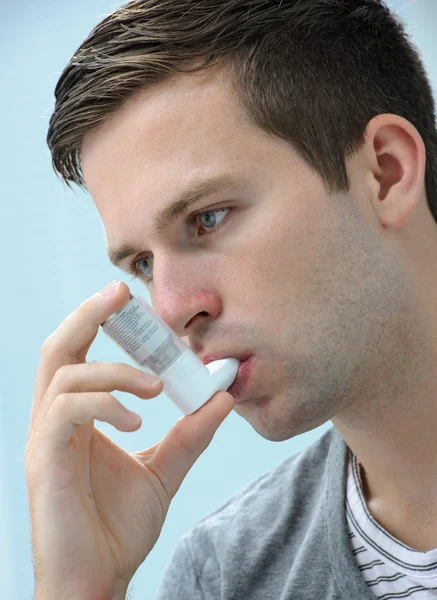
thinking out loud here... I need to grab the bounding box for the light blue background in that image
[1,1,436,598]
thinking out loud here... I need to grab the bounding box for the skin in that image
[82,67,437,552]
[26,280,234,598]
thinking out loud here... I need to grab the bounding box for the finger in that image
[32,281,131,424]
[148,391,235,498]
[49,361,163,400]
[41,391,143,454]
[31,362,163,446]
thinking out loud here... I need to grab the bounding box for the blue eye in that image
[134,255,154,279]
[128,207,230,283]
[198,210,222,229]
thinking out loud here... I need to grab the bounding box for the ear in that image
[363,114,426,229]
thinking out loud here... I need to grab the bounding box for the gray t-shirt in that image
[156,426,375,599]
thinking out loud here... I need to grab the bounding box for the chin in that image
[234,393,324,442]
[232,396,290,441]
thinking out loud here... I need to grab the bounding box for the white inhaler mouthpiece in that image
[100,293,239,415]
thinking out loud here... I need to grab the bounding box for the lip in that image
[228,355,256,400]
[202,352,254,366]
[201,353,255,400]
[202,353,255,401]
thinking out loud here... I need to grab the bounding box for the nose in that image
[150,253,223,340]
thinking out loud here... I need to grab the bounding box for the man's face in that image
[82,68,405,441]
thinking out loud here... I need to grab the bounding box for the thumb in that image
[149,391,235,499]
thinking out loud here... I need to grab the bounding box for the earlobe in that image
[365,114,426,230]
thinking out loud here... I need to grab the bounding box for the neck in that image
[333,269,437,552]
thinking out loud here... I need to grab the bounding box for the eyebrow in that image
[107,174,240,268]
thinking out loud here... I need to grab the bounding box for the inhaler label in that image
[102,298,182,375]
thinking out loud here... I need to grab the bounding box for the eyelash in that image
[127,207,232,282]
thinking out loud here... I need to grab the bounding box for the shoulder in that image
[157,427,339,599]
[184,426,335,552]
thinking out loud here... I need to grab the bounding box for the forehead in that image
[80,68,283,242]
[80,67,304,254]
[81,68,251,210]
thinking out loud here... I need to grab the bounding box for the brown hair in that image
[47,0,437,221]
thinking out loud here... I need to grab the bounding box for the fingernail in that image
[100,280,120,296]
[141,372,163,386]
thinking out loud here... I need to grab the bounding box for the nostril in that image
[186,311,209,329]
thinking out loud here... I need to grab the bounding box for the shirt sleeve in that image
[155,535,206,600]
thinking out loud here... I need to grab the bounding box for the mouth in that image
[202,353,255,401]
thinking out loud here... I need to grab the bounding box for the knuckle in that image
[41,334,56,356]
[24,443,32,465]
[24,457,34,481]
[78,295,92,311]
[52,364,72,387]
[173,423,197,455]
[116,362,138,375]
[24,443,40,481]
[99,392,114,408]
[24,449,35,473]
[78,296,97,319]
[94,392,115,414]
[55,392,70,409]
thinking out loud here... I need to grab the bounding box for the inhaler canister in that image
[100,293,239,415]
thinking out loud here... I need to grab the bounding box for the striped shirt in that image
[347,450,437,599]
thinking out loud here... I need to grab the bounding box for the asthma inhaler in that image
[100,293,239,415]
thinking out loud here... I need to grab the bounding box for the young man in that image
[26,1,437,598]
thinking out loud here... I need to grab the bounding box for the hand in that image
[25,281,234,600]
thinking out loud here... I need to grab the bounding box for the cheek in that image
[214,205,304,306]
[245,200,322,289]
